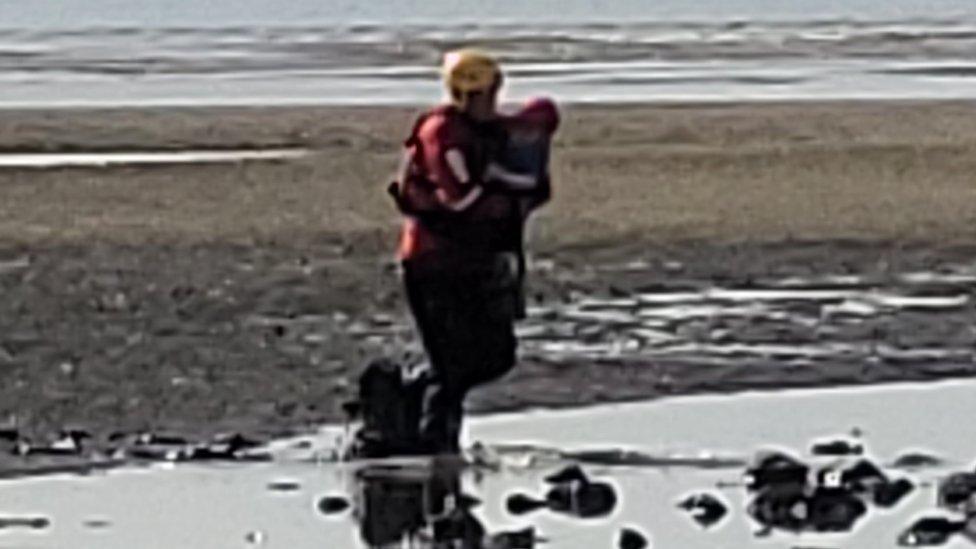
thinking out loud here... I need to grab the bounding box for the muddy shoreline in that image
[2,238,975,472]
[1,101,976,471]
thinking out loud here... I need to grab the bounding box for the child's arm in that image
[485,162,539,191]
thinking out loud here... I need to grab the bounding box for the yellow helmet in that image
[442,49,501,94]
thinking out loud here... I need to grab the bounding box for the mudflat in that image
[1,101,975,466]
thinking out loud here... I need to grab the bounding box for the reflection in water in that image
[313,441,948,548]
[334,460,500,548]
[8,383,976,548]
[321,461,620,548]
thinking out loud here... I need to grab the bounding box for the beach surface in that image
[1,100,976,467]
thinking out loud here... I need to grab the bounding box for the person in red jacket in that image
[382,50,556,455]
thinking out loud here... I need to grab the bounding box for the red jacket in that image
[396,105,517,262]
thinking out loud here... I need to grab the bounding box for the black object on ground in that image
[748,483,810,533]
[891,452,944,469]
[805,486,867,532]
[506,493,548,515]
[811,439,864,457]
[677,493,728,529]
[12,431,88,457]
[836,459,888,491]
[506,465,617,519]
[744,451,810,492]
[486,527,540,549]
[346,358,429,459]
[897,517,965,546]
[0,516,51,529]
[317,495,351,515]
[617,526,649,549]
[874,478,916,508]
[743,449,911,536]
[544,466,618,518]
[937,472,976,511]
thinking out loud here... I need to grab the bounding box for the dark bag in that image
[352,358,428,458]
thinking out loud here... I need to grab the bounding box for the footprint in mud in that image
[506,464,617,519]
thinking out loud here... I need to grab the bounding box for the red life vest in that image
[393,105,517,261]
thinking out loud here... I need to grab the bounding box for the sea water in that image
[2,0,976,105]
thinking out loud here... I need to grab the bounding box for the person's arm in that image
[484,162,539,191]
[435,148,483,211]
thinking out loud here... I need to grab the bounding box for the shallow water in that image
[5,0,976,28]
[5,17,976,105]
[0,380,973,548]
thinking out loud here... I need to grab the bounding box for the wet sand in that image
[1,101,976,469]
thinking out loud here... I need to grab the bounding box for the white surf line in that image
[0,148,309,168]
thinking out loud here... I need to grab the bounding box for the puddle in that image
[513,269,976,368]
[0,380,974,548]
[333,265,976,376]
[0,148,308,168]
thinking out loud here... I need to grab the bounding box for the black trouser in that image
[403,253,518,453]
